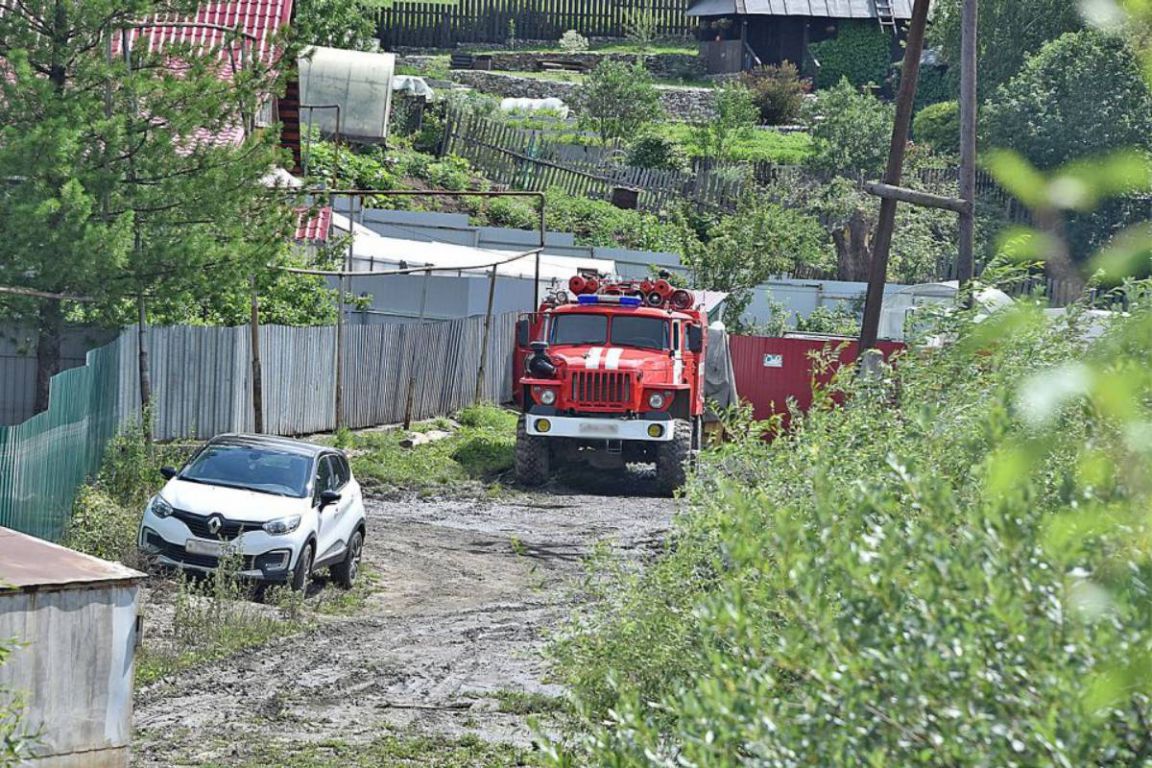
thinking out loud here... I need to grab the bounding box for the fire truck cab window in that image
[551,315,608,345]
[611,317,669,350]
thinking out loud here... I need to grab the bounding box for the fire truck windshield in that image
[610,316,668,350]
[551,314,668,350]
[551,315,607,345]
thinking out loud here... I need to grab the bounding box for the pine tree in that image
[0,1,294,409]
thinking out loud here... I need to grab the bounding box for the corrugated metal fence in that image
[0,313,518,540]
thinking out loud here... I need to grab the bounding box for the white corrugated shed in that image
[688,0,913,17]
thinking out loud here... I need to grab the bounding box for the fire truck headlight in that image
[534,418,552,433]
[539,389,557,406]
[647,392,666,409]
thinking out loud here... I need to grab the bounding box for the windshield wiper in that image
[180,478,298,497]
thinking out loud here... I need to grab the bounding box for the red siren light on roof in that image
[669,289,694,311]
[568,275,588,295]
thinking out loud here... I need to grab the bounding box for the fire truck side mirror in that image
[687,325,704,354]
[516,318,531,347]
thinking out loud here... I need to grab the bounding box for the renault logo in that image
[207,515,224,536]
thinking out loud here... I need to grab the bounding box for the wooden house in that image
[687,0,914,74]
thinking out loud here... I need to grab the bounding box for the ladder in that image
[875,0,897,32]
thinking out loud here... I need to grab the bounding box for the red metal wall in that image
[730,335,905,427]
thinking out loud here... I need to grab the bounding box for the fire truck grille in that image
[571,372,633,407]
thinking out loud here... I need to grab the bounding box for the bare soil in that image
[131,483,674,767]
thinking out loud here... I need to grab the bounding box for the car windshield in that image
[611,316,668,350]
[179,444,312,497]
[551,314,608,345]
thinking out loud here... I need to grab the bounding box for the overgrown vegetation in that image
[65,425,193,567]
[136,555,306,686]
[346,404,518,494]
[0,644,26,768]
[809,21,893,90]
[550,282,1152,764]
[548,5,1152,757]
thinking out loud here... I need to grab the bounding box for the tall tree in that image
[293,0,386,50]
[930,0,1083,101]
[0,1,293,409]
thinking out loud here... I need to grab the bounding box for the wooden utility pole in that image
[137,294,152,443]
[250,275,264,434]
[957,0,979,294]
[474,263,500,403]
[858,0,933,353]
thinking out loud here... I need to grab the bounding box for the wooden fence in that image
[379,0,693,49]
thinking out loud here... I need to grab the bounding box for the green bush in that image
[809,21,892,90]
[543,190,683,252]
[806,78,893,179]
[740,62,809,125]
[983,30,1152,171]
[551,294,1152,765]
[625,133,688,172]
[65,426,194,566]
[484,197,539,229]
[914,100,960,153]
[574,60,662,144]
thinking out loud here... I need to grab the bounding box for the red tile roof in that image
[123,1,294,66]
[294,206,332,243]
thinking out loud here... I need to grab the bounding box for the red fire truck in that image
[513,274,708,494]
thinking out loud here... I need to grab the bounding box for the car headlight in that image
[539,388,557,405]
[263,515,302,535]
[647,392,666,409]
[150,496,174,519]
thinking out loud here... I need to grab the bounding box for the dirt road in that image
[131,487,674,767]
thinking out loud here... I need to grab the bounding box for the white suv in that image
[138,434,366,590]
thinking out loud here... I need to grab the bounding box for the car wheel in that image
[331,529,364,589]
[291,542,314,592]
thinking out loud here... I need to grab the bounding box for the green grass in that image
[658,123,815,164]
[492,690,567,716]
[348,404,518,493]
[200,732,540,767]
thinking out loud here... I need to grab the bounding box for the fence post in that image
[249,275,264,434]
[403,269,432,430]
[474,263,499,404]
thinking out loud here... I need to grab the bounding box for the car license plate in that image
[579,422,619,436]
[185,539,226,557]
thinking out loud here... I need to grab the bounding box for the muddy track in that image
[131,486,674,767]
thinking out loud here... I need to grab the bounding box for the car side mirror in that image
[160,466,178,480]
[687,325,703,354]
[319,489,342,508]
[517,318,531,347]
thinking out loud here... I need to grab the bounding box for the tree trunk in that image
[833,209,875,283]
[34,300,63,413]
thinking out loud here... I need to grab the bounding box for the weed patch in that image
[349,404,517,494]
[493,690,567,716]
[64,425,194,567]
[201,731,539,767]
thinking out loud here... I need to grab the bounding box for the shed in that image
[687,0,913,73]
[0,528,145,768]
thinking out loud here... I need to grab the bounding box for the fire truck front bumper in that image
[525,415,675,442]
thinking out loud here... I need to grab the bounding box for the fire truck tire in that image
[655,419,692,495]
[515,419,551,486]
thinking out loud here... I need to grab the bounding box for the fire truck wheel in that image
[655,419,692,496]
[515,418,551,487]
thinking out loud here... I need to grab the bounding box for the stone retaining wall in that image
[449,70,716,120]
[475,51,705,81]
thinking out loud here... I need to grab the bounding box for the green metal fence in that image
[0,337,123,541]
